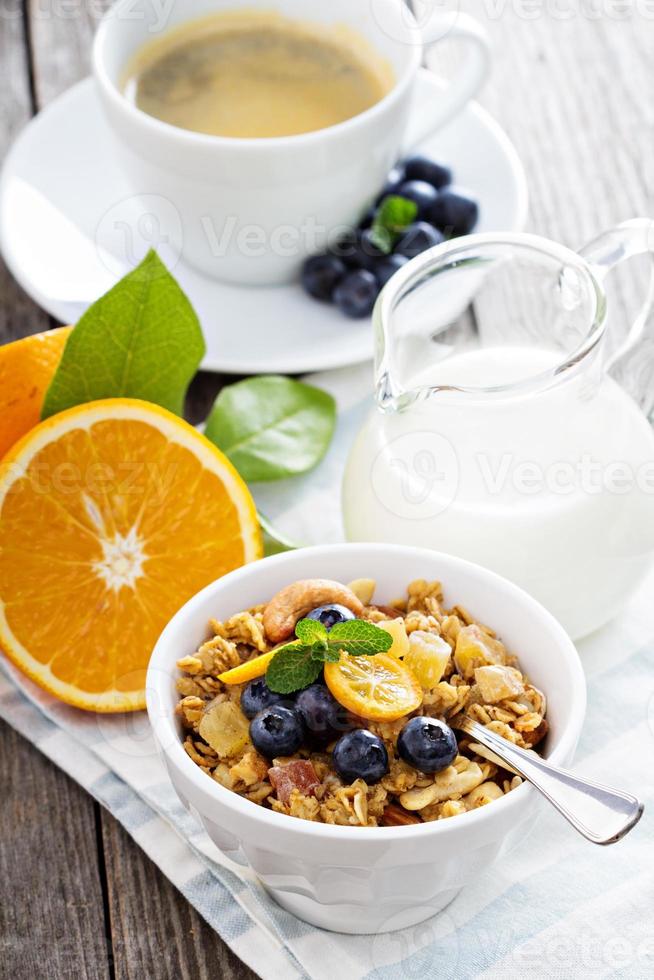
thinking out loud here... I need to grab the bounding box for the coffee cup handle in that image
[402,13,491,151]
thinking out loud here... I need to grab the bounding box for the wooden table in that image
[1,3,652,977]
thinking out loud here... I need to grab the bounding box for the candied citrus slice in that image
[324,652,423,721]
[0,398,262,712]
[0,326,72,459]
[218,651,275,685]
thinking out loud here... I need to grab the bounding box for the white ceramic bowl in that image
[147,544,586,934]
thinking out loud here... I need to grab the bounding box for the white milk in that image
[343,346,654,637]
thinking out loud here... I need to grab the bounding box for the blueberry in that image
[332,729,389,784]
[295,683,353,744]
[394,222,444,260]
[428,188,479,237]
[395,180,438,218]
[241,678,291,720]
[349,229,388,271]
[404,155,452,190]
[328,228,360,267]
[333,269,379,319]
[306,603,356,630]
[375,163,407,204]
[397,717,458,773]
[250,705,304,758]
[301,253,347,301]
[374,253,409,289]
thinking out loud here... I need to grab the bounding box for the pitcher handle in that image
[579,219,654,387]
[402,13,491,151]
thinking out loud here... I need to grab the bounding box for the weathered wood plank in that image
[442,5,654,351]
[463,7,654,238]
[100,811,257,980]
[27,0,111,105]
[0,721,110,979]
[0,3,51,341]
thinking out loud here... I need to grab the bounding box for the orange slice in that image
[0,326,72,459]
[218,651,275,685]
[324,652,423,721]
[0,398,262,712]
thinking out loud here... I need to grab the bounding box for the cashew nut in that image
[398,783,441,811]
[464,781,504,809]
[262,579,364,643]
[399,761,485,810]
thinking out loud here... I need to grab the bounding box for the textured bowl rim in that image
[147,543,587,842]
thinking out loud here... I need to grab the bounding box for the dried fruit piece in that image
[218,651,275,685]
[454,624,507,679]
[404,631,451,689]
[521,717,549,748]
[378,619,410,659]
[198,700,249,758]
[269,760,320,804]
[324,652,422,721]
[347,578,376,605]
[474,665,524,703]
[381,804,421,826]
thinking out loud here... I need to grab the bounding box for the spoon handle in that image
[457,717,643,845]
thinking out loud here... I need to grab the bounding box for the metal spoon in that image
[454,716,644,845]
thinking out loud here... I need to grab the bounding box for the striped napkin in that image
[1,365,653,979]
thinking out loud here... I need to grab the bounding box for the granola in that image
[175,577,547,827]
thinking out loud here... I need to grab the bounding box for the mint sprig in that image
[369,195,419,254]
[265,618,393,694]
[265,644,322,694]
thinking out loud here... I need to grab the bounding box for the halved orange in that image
[0,398,262,712]
[0,326,72,460]
[324,652,423,721]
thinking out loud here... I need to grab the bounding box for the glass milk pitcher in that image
[343,222,654,638]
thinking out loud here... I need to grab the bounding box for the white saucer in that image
[0,75,528,375]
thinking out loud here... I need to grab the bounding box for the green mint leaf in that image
[368,224,394,254]
[204,376,336,482]
[295,618,328,646]
[266,646,323,694]
[321,645,342,663]
[370,195,419,255]
[258,512,299,557]
[42,251,205,419]
[328,620,393,656]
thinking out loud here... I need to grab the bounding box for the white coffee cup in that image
[93,0,490,285]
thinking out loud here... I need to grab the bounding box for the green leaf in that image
[328,620,393,657]
[296,618,328,646]
[204,376,336,483]
[370,195,419,255]
[266,646,323,694]
[258,512,299,557]
[321,645,342,663]
[368,224,394,254]
[42,251,205,419]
